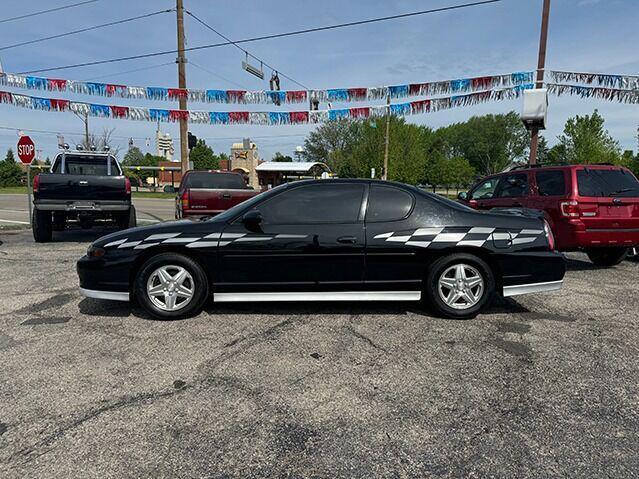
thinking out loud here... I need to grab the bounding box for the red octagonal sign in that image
[17,135,36,164]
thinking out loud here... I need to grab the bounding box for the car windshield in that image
[577,168,639,197]
[184,172,248,189]
[208,183,288,222]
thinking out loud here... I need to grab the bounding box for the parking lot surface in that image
[1,228,638,478]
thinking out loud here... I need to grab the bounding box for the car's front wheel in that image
[424,253,495,319]
[134,253,209,320]
[586,247,628,267]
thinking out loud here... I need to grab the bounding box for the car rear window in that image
[184,172,246,189]
[536,170,566,196]
[577,169,639,197]
[366,185,414,222]
[52,155,120,176]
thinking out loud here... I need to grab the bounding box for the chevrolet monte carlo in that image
[77,179,566,320]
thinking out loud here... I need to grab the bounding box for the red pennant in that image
[409,83,427,96]
[348,88,367,100]
[106,84,126,96]
[47,79,67,90]
[227,90,247,103]
[349,107,370,118]
[229,111,249,123]
[0,91,12,103]
[168,88,189,100]
[49,99,69,111]
[290,111,308,124]
[410,99,430,114]
[110,105,129,118]
[286,90,307,103]
[471,76,493,90]
[169,110,189,122]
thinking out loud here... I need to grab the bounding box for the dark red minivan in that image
[458,164,639,266]
[175,171,258,219]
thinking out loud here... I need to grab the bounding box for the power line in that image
[0,9,174,52]
[185,10,309,90]
[0,0,100,25]
[17,0,502,75]
[189,61,249,90]
[82,62,175,81]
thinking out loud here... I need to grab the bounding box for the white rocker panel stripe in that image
[503,280,563,297]
[213,291,422,302]
[79,288,129,301]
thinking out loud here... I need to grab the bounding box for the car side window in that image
[470,178,499,200]
[536,170,566,196]
[495,173,529,198]
[257,183,365,224]
[366,185,414,222]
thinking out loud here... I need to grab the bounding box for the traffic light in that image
[187,131,197,150]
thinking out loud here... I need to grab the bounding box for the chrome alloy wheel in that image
[437,264,484,310]
[146,265,195,312]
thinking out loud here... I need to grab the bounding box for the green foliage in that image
[121,147,164,183]
[302,118,363,172]
[190,139,220,170]
[0,149,24,187]
[558,110,621,165]
[273,152,293,162]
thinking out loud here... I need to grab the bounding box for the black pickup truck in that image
[32,150,136,242]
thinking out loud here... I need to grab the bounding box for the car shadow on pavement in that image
[565,257,604,271]
[50,226,122,243]
[78,295,528,321]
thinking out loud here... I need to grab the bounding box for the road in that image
[0,194,175,226]
[0,229,638,478]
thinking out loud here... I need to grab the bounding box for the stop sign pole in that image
[17,135,36,224]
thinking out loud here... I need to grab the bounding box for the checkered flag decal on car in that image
[373,226,544,248]
[103,232,309,249]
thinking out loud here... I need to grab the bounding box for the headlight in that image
[87,245,106,258]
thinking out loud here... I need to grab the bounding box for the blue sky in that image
[0,0,638,162]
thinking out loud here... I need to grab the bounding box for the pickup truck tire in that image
[134,253,209,320]
[586,247,628,267]
[116,206,137,230]
[32,209,52,243]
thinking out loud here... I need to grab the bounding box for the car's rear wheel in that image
[424,253,494,319]
[586,247,628,267]
[32,209,52,243]
[134,253,209,320]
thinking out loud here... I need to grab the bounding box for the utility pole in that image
[176,0,189,174]
[382,92,391,180]
[73,111,90,147]
[529,0,551,165]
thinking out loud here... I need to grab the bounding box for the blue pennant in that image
[390,102,411,116]
[269,112,290,124]
[85,82,107,96]
[31,97,51,110]
[327,89,349,102]
[150,109,169,121]
[206,90,228,103]
[26,76,47,90]
[209,112,229,124]
[388,85,409,98]
[451,79,471,92]
[90,104,110,117]
[267,91,286,104]
[146,87,168,100]
[328,109,349,120]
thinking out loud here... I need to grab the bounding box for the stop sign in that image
[17,135,36,164]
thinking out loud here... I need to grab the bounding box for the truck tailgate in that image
[188,188,256,213]
[35,174,128,202]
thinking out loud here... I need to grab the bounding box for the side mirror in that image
[457,191,469,202]
[241,210,263,230]
[164,185,176,194]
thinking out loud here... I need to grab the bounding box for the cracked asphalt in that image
[1,228,638,478]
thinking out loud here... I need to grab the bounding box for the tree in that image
[80,127,121,157]
[437,112,529,175]
[120,147,162,185]
[190,139,220,170]
[558,110,621,165]
[302,118,363,172]
[272,152,293,162]
[0,148,24,187]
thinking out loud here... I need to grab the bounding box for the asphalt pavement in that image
[0,228,638,478]
[0,193,175,226]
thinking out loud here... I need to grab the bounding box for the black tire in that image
[32,209,52,243]
[52,212,66,231]
[424,253,495,320]
[134,253,209,320]
[117,205,137,230]
[586,247,628,267]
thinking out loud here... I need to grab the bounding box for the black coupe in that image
[78,179,566,319]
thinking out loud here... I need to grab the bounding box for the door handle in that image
[337,236,357,244]
[222,193,231,199]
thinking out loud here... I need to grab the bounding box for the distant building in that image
[156,130,175,161]
[230,138,261,189]
[256,161,331,190]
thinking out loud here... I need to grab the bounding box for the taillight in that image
[543,220,556,251]
[33,174,40,193]
[181,189,189,209]
[124,177,131,195]
[560,201,598,218]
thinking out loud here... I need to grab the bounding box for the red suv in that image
[458,164,639,266]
